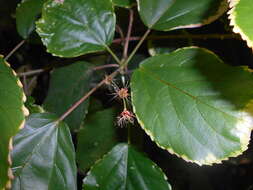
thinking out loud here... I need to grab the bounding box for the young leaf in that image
[0,56,28,189]
[11,113,77,190]
[137,0,228,31]
[112,0,135,8]
[83,143,171,190]
[76,108,117,171]
[131,47,253,165]
[36,0,116,57]
[16,0,44,39]
[44,61,93,131]
[228,0,253,49]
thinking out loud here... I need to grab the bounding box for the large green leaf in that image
[137,0,228,31]
[112,0,135,8]
[11,113,77,190]
[0,56,28,189]
[83,143,171,190]
[36,0,116,57]
[228,0,253,49]
[131,47,253,165]
[44,61,92,131]
[16,0,44,39]
[76,108,117,171]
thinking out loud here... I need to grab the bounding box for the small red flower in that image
[117,109,135,127]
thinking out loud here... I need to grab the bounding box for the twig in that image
[123,9,134,60]
[5,40,25,61]
[18,69,46,77]
[124,29,151,68]
[58,28,153,123]
[116,25,125,45]
[93,64,119,71]
[113,33,240,44]
[58,69,120,122]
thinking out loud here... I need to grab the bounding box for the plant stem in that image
[123,9,134,60]
[105,45,121,65]
[116,25,125,45]
[58,69,120,122]
[122,29,151,68]
[93,64,119,71]
[5,40,25,61]
[113,33,240,44]
[18,69,46,77]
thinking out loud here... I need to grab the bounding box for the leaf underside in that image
[131,47,253,165]
[16,0,44,39]
[44,61,92,131]
[76,108,118,171]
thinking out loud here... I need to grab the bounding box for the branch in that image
[5,40,25,61]
[57,69,120,122]
[113,33,240,44]
[123,9,134,60]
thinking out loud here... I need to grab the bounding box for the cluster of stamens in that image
[105,75,135,127]
[117,109,135,127]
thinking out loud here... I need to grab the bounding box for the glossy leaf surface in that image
[44,62,92,131]
[228,0,253,48]
[83,143,171,190]
[16,0,44,39]
[11,113,77,190]
[131,47,253,165]
[0,56,27,189]
[137,0,227,31]
[76,108,117,171]
[36,0,116,57]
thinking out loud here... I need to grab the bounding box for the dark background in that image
[1,1,253,189]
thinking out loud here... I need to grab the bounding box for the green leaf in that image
[137,0,228,31]
[112,0,135,8]
[228,0,253,49]
[36,0,116,57]
[25,96,44,114]
[131,47,253,165]
[76,108,117,171]
[11,113,77,190]
[83,143,171,190]
[16,0,44,39]
[44,61,92,131]
[0,56,28,189]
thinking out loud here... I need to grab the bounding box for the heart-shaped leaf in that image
[131,47,253,165]
[11,113,77,190]
[228,0,253,49]
[76,108,118,171]
[36,0,116,57]
[44,61,93,131]
[16,0,44,39]
[83,143,171,190]
[0,56,28,189]
[137,0,228,31]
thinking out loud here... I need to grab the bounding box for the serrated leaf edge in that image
[137,0,228,31]
[228,0,253,49]
[83,143,171,189]
[35,0,116,58]
[131,46,253,166]
[0,55,29,189]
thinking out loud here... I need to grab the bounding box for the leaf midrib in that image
[139,67,246,123]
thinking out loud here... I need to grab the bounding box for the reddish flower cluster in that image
[117,109,135,127]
